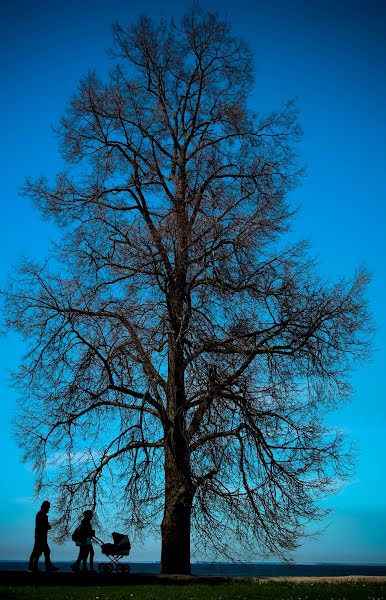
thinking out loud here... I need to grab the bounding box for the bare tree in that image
[3,9,370,574]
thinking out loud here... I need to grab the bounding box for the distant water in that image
[0,561,385,577]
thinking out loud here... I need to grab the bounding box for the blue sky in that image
[0,0,385,563]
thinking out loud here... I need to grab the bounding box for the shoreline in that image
[0,571,385,586]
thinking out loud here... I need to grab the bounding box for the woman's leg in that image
[71,547,81,571]
[89,545,94,570]
[82,546,90,571]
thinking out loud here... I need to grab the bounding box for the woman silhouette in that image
[71,510,95,572]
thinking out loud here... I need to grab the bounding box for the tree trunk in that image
[160,444,194,574]
[161,192,193,574]
[160,332,193,574]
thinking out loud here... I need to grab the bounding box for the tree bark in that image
[160,188,193,574]
[160,295,193,574]
[160,443,194,574]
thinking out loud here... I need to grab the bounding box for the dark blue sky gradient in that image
[0,0,385,562]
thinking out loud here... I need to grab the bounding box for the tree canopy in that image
[3,8,370,573]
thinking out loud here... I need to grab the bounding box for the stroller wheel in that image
[115,563,130,574]
[98,563,113,573]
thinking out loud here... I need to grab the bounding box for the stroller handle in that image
[92,536,104,544]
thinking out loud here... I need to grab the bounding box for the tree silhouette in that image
[4,9,370,574]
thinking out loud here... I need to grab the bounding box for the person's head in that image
[41,500,50,513]
[83,510,93,521]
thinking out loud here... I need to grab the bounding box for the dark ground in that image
[0,571,386,587]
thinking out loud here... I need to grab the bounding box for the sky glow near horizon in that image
[0,0,385,564]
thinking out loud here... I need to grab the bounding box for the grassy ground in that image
[0,581,385,600]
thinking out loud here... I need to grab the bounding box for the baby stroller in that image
[95,532,131,573]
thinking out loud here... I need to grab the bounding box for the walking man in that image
[28,500,59,572]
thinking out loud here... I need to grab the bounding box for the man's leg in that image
[28,547,36,570]
[43,541,51,570]
[44,542,59,571]
[28,541,42,571]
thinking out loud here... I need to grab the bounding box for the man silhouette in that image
[28,500,59,572]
